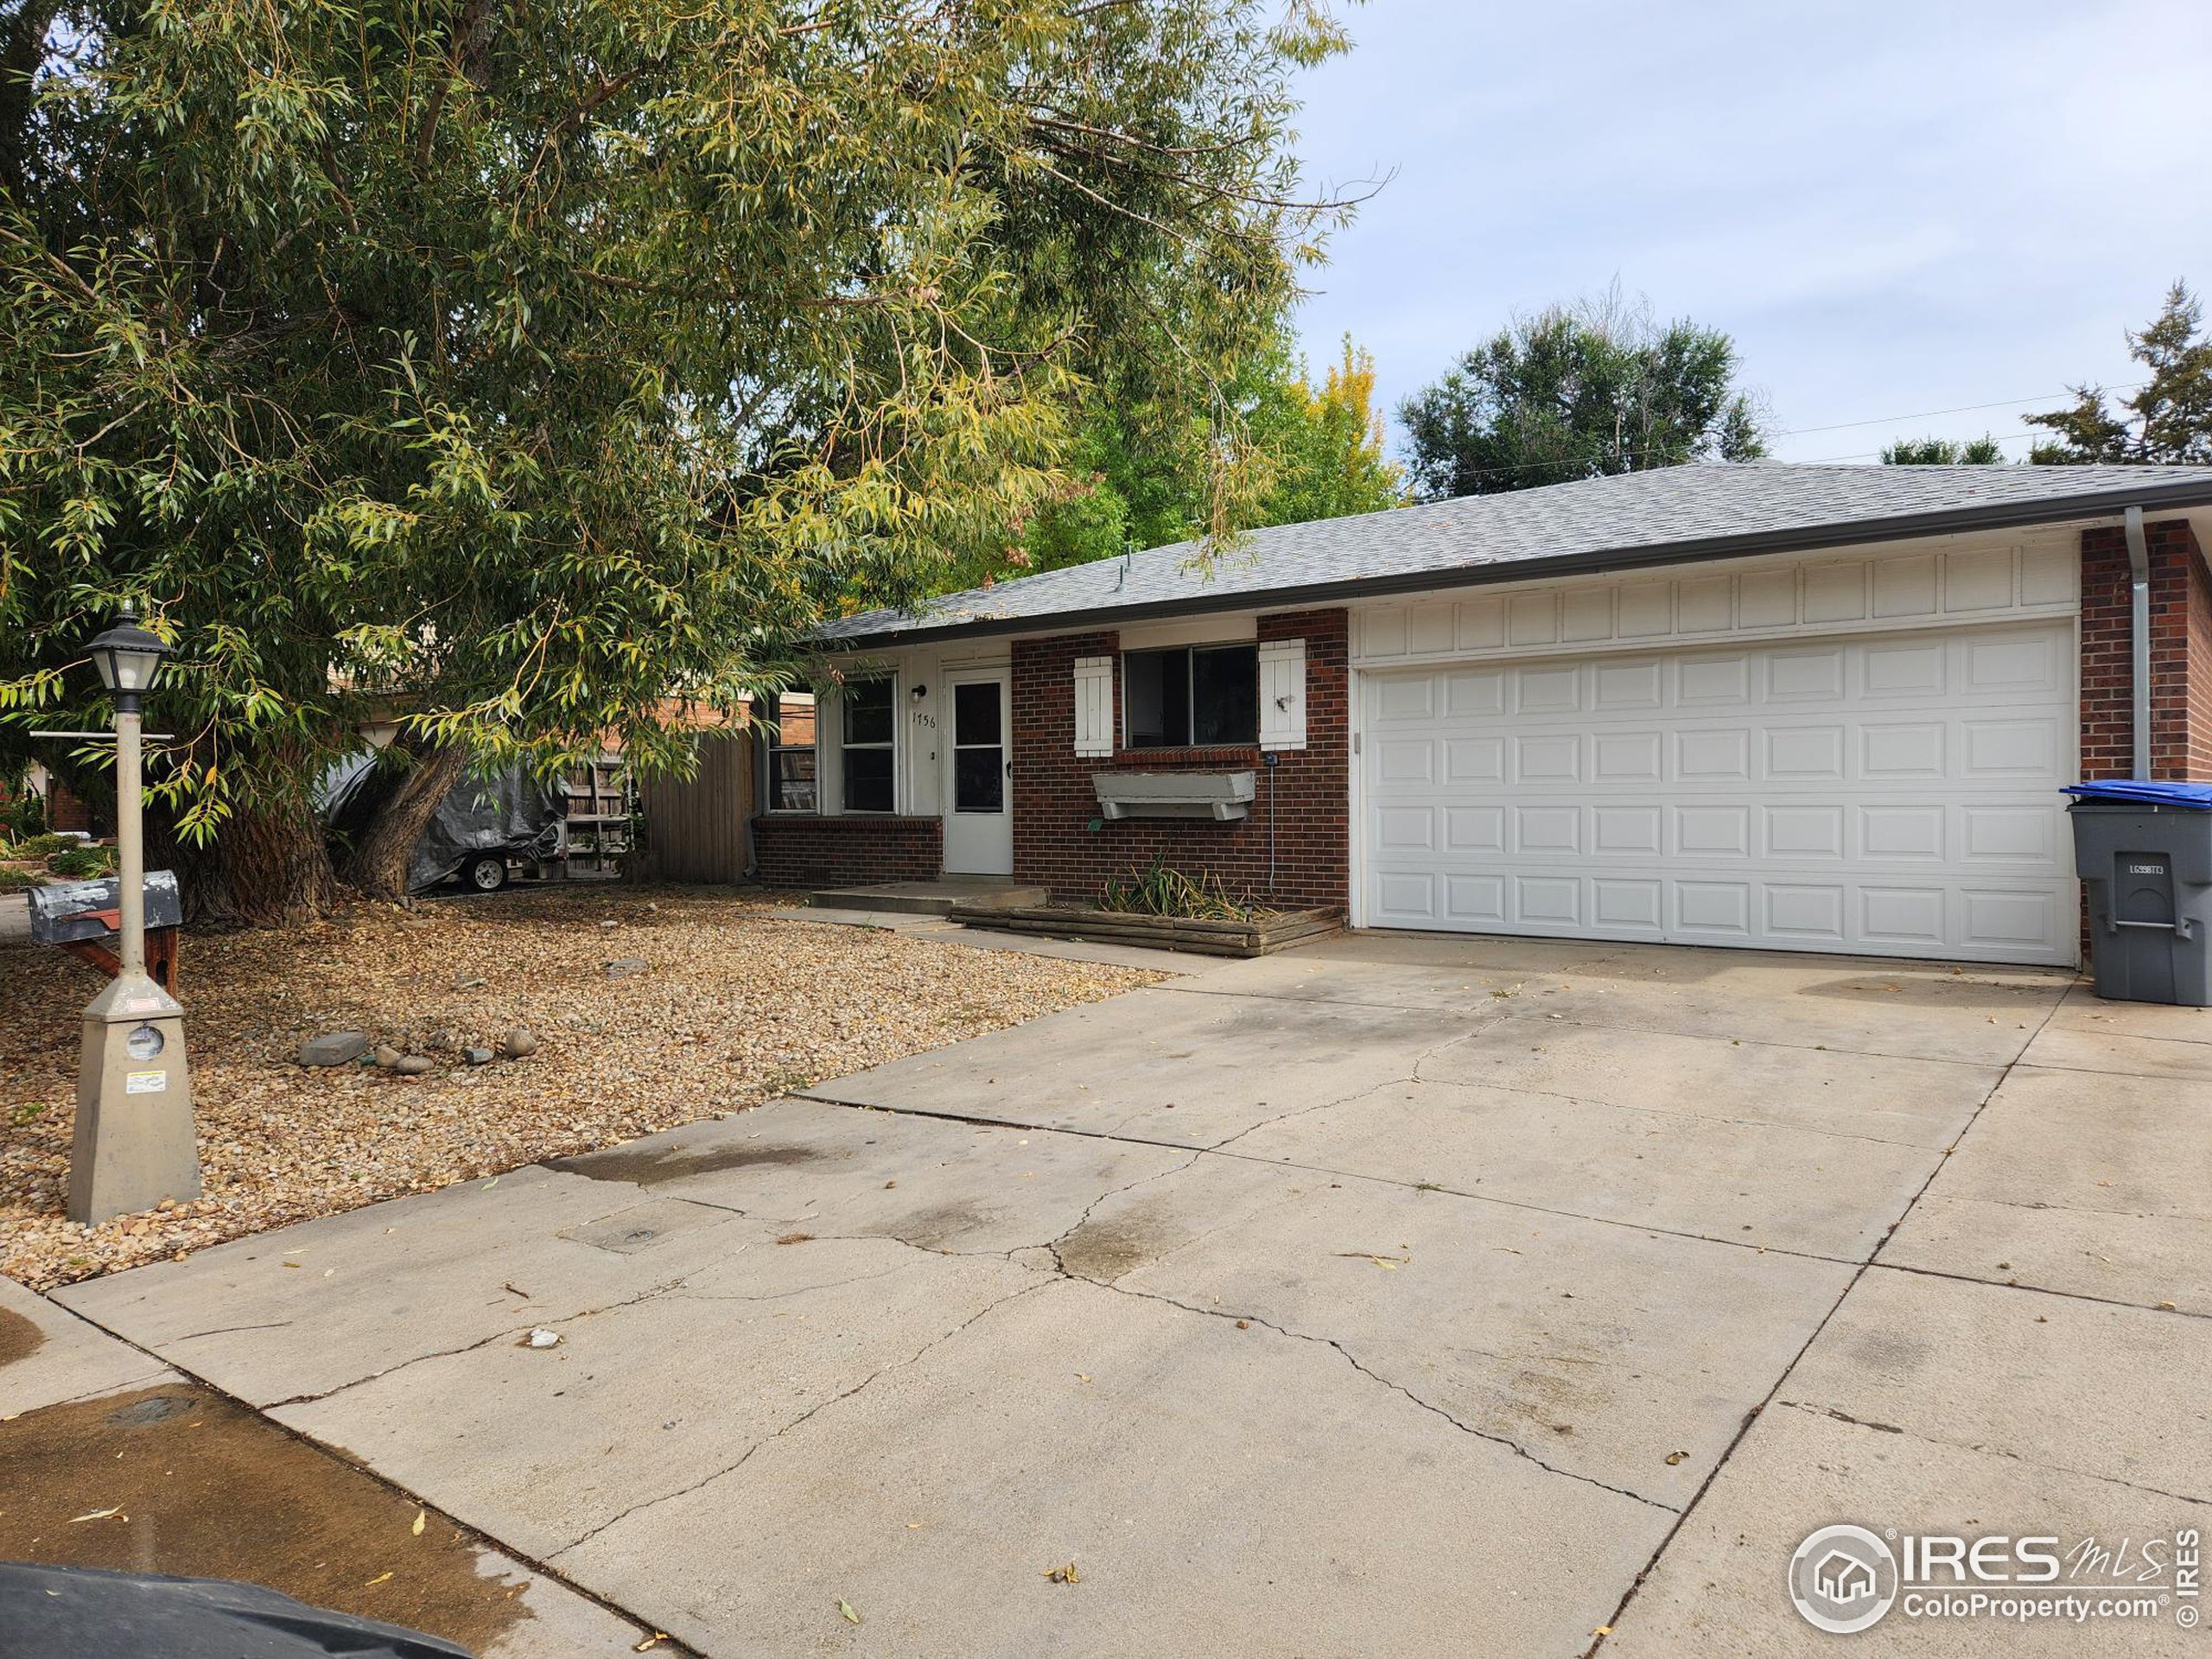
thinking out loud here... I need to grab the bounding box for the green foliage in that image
[1882,435,2007,465]
[0,787,42,838]
[9,830,74,858]
[2026,283,2212,465]
[1014,332,1404,572]
[45,842,115,879]
[0,0,1354,858]
[1398,290,1769,499]
[0,863,47,891]
[1099,855,1257,919]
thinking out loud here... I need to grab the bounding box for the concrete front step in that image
[807,879,1050,917]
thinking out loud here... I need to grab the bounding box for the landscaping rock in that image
[501,1028,538,1059]
[462,1046,495,1066]
[372,1045,404,1070]
[297,1032,370,1068]
[605,957,647,979]
[391,1055,435,1076]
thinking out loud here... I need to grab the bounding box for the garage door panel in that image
[1361,623,2075,964]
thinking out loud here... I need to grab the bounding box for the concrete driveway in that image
[21,931,2212,1656]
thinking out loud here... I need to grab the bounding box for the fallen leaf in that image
[411,1509,426,1536]
[365,1572,393,1587]
[837,1598,861,1625]
[1593,1626,1613,1637]
[1043,1560,1080,1584]
[69,1507,124,1523]
[776,1232,814,1246]
[1664,1451,1688,1466]
[633,1635,671,1652]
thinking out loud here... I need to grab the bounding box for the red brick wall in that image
[752,814,942,887]
[1009,609,1350,911]
[2080,518,2212,780]
[45,777,94,835]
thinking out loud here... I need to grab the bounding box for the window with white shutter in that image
[1073,656,1114,757]
[1258,639,1306,751]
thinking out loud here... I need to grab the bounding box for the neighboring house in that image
[762,462,2212,968]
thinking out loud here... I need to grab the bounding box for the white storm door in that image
[943,671,1014,875]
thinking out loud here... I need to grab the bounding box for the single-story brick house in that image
[755,461,2212,967]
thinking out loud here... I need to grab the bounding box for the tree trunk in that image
[342,739,471,902]
[154,794,345,930]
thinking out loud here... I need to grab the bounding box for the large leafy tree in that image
[0,0,1354,919]
[2026,282,2212,466]
[1018,331,1402,572]
[1397,293,1768,499]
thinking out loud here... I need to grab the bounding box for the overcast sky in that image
[1287,0,2212,466]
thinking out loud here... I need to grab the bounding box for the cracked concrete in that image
[24,931,2209,1656]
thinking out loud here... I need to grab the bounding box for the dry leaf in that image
[776,1232,814,1246]
[836,1598,861,1625]
[365,1572,393,1587]
[1043,1560,1081,1584]
[69,1507,124,1523]
[411,1509,426,1536]
[1663,1451,1688,1465]
[632,1635,671,1652]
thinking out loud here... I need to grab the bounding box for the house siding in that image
[1010,608,1350,911]
[752,814,942,887]
[2079,518,2212,781]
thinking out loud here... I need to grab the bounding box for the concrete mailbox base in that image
[70,973,201,1224]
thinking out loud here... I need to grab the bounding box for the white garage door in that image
[1359,622,2076,964]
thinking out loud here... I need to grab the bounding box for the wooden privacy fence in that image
[634,731,754,883]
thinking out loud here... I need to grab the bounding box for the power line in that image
[1773,383,2148,439]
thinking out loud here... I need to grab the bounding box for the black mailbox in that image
[28,872,183,945]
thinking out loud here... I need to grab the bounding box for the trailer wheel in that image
[465,855,510,893]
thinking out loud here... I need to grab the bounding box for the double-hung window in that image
[840,679,895,812]
[1123,644,1259,748]
[764,692,818,811]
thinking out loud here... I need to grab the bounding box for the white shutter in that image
[1258,639,1306,751]
[1073,656,1114,757]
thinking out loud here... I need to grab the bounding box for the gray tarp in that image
[318,753,563,893]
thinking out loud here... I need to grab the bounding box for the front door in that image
[943,670,1014,875]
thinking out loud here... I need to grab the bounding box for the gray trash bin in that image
[2067,781,2212,1006]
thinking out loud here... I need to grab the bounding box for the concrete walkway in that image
[14,933,2212,1655]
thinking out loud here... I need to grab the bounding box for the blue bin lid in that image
[2063,779,2212,808]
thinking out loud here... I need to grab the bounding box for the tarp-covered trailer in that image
[321,753,565,893]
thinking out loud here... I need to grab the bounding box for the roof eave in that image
[818,475,2212,652]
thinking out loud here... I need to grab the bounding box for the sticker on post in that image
[124,1070,168,1095]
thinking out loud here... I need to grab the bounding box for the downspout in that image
[2126,505,2151,781]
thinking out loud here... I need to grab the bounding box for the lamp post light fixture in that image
[68,601,200,1225]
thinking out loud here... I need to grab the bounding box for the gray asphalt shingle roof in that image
[820,461,2212,647]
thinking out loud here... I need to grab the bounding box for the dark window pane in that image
[1125,648,1189,747]
[843,680,893,746]
[953,681,1001,747]
[772,749,817,812]
[1192,645,1258,745]
[954,747,1004,813]
[843,747,893,813]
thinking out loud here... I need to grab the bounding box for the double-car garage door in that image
[1359,621,2075,964]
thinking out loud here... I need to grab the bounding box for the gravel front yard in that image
[0,887,1164,1291]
